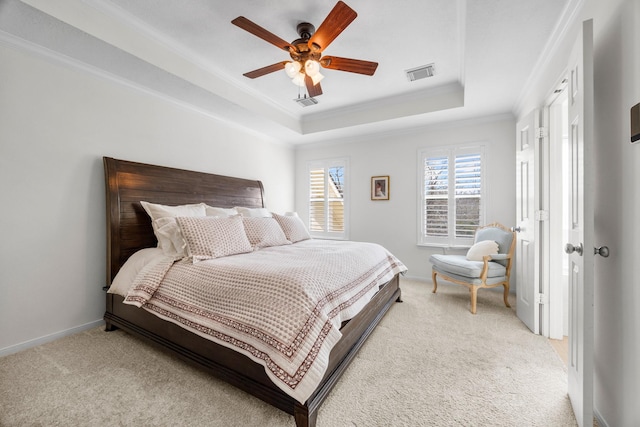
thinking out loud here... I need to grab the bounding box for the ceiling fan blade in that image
[305,75,323,97]
[320,56,378,75]
[308,1,357,52]
[232,16,292,51]
[243,62,289,79]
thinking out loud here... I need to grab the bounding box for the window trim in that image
[307,158,349,240]
[417,144,485,248]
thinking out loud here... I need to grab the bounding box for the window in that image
[308,159,348,239]
[418,145,484,247]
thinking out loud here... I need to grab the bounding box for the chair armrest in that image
[480,253,511,280]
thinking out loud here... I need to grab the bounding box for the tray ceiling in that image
[2,0,572,144]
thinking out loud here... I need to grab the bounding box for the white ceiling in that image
[2,0,572,145]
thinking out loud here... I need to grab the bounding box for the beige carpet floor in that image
[0,279,576,426]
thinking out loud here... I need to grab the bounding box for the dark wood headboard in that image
[103,157,265,287]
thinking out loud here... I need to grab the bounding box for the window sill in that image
[417,243,472,250]
[311,235,348,241]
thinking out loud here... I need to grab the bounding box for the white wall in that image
[0,43,295,355]
[516,0,640,425]
[590,1,640,425]
[294,116,516,283]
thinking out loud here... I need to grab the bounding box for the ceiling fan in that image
[231,1,378,98]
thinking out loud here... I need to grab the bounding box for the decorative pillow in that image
[140,201,206,251]
[176,215,252,262]
[235,207,272,218]
[272,212,311,243]
[242,217,291,249]
[202,204,238,217]
[466,240,499,261]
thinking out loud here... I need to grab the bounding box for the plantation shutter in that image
[308,160,348,239]
[327,166,345,232]
[424,155,449,237]
[454,153,482,238]
[419,146,484,247]
[309,168,326,233]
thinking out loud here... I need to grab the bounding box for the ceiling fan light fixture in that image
[305,59,320,76]
[310,72,324,86]
[285,61,301,78]
[291,72,306,87]
[304,59,324,85]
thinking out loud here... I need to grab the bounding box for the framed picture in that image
[371,176,390,200]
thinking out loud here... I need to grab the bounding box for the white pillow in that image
[272,213,311,243]
[242,217,291,249]
[235,207,272,218]
[140,201,206,251]
[140,201,205,220]
[202,204,238,217]
[176,215,253,262]
[466,240,499,261]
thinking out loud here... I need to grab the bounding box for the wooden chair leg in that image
[432,270,438,293]
[470,286,478,314]
[503,283,511,308]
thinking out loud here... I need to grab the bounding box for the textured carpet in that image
[0,279,576,426]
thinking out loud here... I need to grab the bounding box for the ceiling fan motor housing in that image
[290,22,320,62]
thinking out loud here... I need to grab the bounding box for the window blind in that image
[308,161,347,238]
[419,146,484,246]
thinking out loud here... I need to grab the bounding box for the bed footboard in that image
[104,274,401,427]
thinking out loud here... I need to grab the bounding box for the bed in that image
[102,156,405,427]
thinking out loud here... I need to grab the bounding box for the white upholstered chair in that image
[430,223,516,314]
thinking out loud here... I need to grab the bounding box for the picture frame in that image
[371,176,390,200]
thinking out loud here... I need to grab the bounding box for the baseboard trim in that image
[0,320,104,358]
[399,274,430,283]
[594,408,609,427]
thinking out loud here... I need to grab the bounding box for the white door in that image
[565,20,594,427]
[515,109,541,333]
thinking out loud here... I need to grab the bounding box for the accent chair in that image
[430,222,516,314]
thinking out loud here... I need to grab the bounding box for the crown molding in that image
[0,29,287,145]
[20,0,301,132]
[295,112,515,150]
[513,0,584,117]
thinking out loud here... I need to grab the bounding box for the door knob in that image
[594,246,610,257]
[565,242,583,255]
[511,226,521,232]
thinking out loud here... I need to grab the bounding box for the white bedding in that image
[111,239,407,403]
[108,247,166,296]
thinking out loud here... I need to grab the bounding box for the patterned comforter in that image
[124,239,407,403]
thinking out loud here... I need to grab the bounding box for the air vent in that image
[294,96,318,107]
[405,63,435,81]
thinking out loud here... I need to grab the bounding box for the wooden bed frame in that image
[102,156,402,427]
